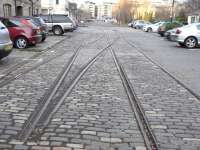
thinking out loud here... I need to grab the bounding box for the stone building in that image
[0,0,41,17]
[41,0,69,15]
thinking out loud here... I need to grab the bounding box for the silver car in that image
[40,15,74,35]
[175,23,200,48]
[143,22,165,32]
[0,21,13,59]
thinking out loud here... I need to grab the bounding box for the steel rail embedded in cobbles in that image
[110,46,159,150]
[0,35,104,89]
[122,35,200,101]
[0,35,72,81]
[18,35,118,142]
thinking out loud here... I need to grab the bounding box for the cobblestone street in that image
[0,24,200,150]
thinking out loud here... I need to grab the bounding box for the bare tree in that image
[184,0,200,12]
[114,0,133,24]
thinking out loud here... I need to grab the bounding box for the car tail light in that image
[176,29,181,34]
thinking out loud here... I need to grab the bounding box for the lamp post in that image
[14,0,17,15]
[29,0,34,16]
[171,0,175,22]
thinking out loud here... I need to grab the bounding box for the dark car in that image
[40,14,74,35]
[0,17,42,49]
[20,16,48,42]
[158,21,183,37]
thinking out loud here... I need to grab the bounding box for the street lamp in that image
[171,0,175,22]
[14,0,17,15]
[29,0,34,16]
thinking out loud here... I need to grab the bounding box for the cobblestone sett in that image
[66,143,84,149]
[52,147,72,150]
[113,34,200,149]
[31,146,51,150]
[100,137,122,143]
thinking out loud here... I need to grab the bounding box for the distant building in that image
[187,10,200,24]
[84,1,96,18]
[97,2,113,20]
[68,2,77,18]
[150,0,171,7]
[0,0,41,17]
[41,0,69,15]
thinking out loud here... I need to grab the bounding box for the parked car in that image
[40,14,74,35]
[158,21,183,37]
[0,21,13,59]
[128,21,135,28]
[133,20,151,29]
[0,17,42,49]
[143,21,165,32]
[19,16,48,42]
[175,23,200,48]
[164,28,178,41]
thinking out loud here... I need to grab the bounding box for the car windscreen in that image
[40,15,50,23]
[196,24,200,30]
[0,21,5,27]
[33,18,45,25]
[1,18,20,27]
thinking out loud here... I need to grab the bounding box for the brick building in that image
[0,0,41,17]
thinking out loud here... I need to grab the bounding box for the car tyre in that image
[53,26,63,35]
[147,28,152,32]
[14,37,28,49]
[184,37,197,48]
[41,35,46,42]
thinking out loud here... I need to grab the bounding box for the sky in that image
[71,0,117,6]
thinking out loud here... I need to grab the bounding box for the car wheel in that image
[184,37,197,48]
[14,37,28,49]
[41,35,46,42]
[160,33,164,37]
[147,28,152,32]
[53,26,63,35]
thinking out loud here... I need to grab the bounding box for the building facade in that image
[41,0,69,15]
[0,0,41,17]
[84,1,96,18]
[68,2,77,18]
[97,2,113,20]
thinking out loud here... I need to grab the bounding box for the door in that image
[16,6,23,16]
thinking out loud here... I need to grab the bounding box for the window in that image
[3,4,12,17]
[29,7,32,16]
[36,9,39,15]
[56,0,59,5]
[52,15,72,23]
[196,25,200,30]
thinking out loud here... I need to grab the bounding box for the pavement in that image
[0,33,71,74]
[0,23,199,150]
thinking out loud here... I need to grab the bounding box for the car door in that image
[196,24,200,44]
[0,21,11,44]
[1,19,19,41]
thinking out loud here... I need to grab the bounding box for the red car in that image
[0,17,42,49]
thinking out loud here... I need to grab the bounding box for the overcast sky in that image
[70,0,117,6]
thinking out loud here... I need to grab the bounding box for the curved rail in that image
[18,36,118,142]
[0,35,104,88]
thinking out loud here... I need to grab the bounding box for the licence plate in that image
[4,45,12,51]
